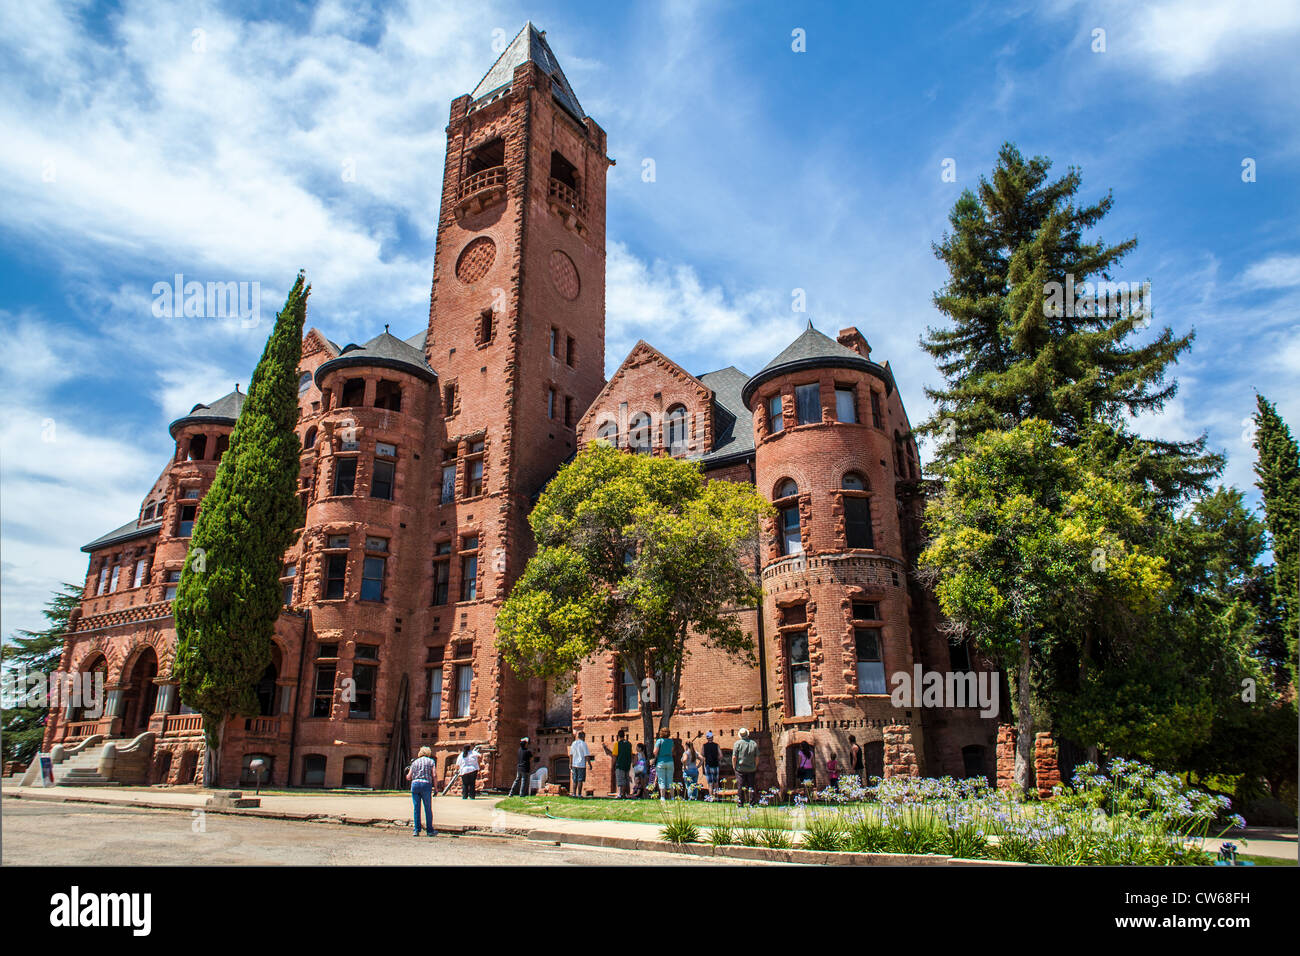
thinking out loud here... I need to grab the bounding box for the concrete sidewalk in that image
[5,781,1295,862]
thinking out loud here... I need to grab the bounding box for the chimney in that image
[837,327,871,360]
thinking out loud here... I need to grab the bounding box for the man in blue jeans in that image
[702,731,721,795]
[407,745,436,837]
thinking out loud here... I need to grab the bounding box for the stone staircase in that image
[54,744,120,786]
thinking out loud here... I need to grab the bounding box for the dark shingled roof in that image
[82,517,163,553]
[315,330,437,385]
[741,322,892,406]
[697,366,755,465]
[168,387,246,437]
[470,22,584,120]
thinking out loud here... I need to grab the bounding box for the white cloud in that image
[1240,254,1300,290]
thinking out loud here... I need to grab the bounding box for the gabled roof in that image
[82,517,163,553]
[741,321,892,406]
[697,366,755,464]
[168,387,245,438]
[314,329,437,385]
[470,21,584,120]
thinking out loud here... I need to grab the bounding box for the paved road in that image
[1,800,752,866]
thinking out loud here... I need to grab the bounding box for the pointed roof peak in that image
[470,22,583,119]
[741,323,887,406]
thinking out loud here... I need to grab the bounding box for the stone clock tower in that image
[424,22,612,753]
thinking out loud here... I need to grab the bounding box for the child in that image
[826,752,839,790]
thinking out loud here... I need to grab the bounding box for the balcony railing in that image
[64,720,101,740]
[165,713,204,735]
[548,177,586,218]
[243,716,281,737]
[458,164,507,200]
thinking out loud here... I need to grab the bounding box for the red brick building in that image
[44,23,997,792]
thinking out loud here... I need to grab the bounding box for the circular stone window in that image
[455,236,496,284]
[550,250,580,300]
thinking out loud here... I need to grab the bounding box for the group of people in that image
[408,730,875,832]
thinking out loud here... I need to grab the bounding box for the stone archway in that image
[121,646,159,733]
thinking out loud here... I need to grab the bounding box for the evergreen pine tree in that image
[1253,393,1300,683]
[1,583,83,764]
[172,273,308,786]
[921,143,1220,504]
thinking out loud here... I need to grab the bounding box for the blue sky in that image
[1,0,1298,640]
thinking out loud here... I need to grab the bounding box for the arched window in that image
[240,753,274,787]
[298,372,312,395]
[842,471,868,491]
[187,434,207,461]
[666,405,688,456]
[301,754,326,788]
[303,426,317,449]
[342,755,369,789]
[775,479,798,500]
[596,420,618,445]
[628,412,652,454]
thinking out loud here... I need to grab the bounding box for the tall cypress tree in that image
[1253,394,1300,683]
[920,143,1220,505]
[1,583,83,764]
[172,273,308,786]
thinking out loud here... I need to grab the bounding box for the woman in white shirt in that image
[457,745,481,799]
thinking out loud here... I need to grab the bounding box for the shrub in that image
[658,800,700,844]
[800,810,847,851]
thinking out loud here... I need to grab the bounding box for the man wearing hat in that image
[732,727,760,806]
[701,731,721,796]
[508,736,534,797]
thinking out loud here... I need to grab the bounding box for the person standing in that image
[632,742,649,798]
[653,728,676,800]
[849,735,863,783]
[457,744,481,799]
[508,737,534,797]
[701,731,721,796]
[732,727,760,807]
[681,740,702,799]
[569,730,592,798]
[826,751,840,791]
[406,745,436,837]
[796,741,816,789]
[603,729,632,798]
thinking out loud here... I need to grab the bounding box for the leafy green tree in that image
[1,583,82,764]
[918,420,1169,793]
[920,143,1220,505]
[1253,394,1299,682]
[172,274,308,786]
[497,442,771,749]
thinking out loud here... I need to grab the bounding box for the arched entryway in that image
[121,647,159,733]
[66,654,108,724]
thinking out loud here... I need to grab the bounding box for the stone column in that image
[1034,731,1061,798]
[882,724,919,778]
[995,723,1018,790]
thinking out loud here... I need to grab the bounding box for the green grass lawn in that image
[497,795,754,826]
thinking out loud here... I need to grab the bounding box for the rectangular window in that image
[870,390,883,428]
[566,336,575,366]
[427,668,443,719]
[845,496,873,549]
[795,383,821,425]
[855,629,886,695]
[327,534,349,549]
[283,579,294,606]
[350,651,378,718]
[453,664,472,718]
[164,570,180,601]
[318,642,339,658]
[564,395,574,427]
[788,631,811,717]
[333,457,357,496]
[835,387,857,424]
[182,486,200,499]
[361,556,386,602]
[133,559,149,589]
[479,308,493,344]
[467,459,484,498]
[949,639,971,672]
[549,327,558,356]
[312,664,336,718]
[441,464,457,504]
[460,544,478,602]
[370,458,395,500]
[375,442,396,458]
[768,394,784,433]
[324,553,347,600]
[780,505,802,555]
[178,505,196,537]
[851,601,879,621]
[547,388,556,419]
[433,541,451,605]
[97,566,110,595]
[443,383,456,415]
[364,537,388,553]
[109,565,121,592]
[620,667,638,713]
